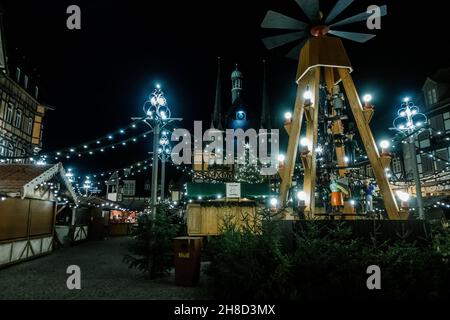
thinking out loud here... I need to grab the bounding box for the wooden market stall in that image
[185,182,276,236]
[0,163,77,267]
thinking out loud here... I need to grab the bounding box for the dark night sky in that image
[1,0,450,180]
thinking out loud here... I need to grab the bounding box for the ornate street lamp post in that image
[392,98,427,220]
[158,131,171,201]
[134,85,181,218]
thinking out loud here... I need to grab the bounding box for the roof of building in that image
[430,68,450,84]
[0,163,77,202]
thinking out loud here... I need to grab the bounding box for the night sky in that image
[1,0,449,181]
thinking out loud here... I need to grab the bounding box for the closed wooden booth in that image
[0,163,77,267]
[186,182,275,236]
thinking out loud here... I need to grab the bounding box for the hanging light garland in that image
[0,117,149,162]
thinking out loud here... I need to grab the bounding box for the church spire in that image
[260,60,271,129]
[231,64,243,105]
[211,57,222,130]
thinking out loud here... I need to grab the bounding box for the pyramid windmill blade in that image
[325,0,354,24]
[262,31,307,50]
[330,5,387,28]
[285,39,307,60]
[295,0,320,22]
[261,10,308,30]
[328,30,376,43]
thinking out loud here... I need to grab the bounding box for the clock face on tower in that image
[236,110,246,121]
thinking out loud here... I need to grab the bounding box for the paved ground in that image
[0,237,210,300]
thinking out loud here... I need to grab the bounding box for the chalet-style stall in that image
[74,196,136,239]
[185,182,277,236]
[0,163,77,267]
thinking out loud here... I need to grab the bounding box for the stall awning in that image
[0,163,78,203]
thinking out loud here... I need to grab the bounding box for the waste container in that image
[173,237,203,286]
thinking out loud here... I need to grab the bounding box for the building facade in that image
[359,68,450,199]
[0,16,47,163]
[415,68,450,196]
[0,70,46,162]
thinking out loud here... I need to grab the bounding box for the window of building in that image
[432,88,438,104]
[5,103,14,123]
[418,130,430,148]
[420,154,434,175]
[26,117,33,135]
[122,180,136,196]
[430,115,445,134]
[392,157,402,174]
[0,139,4,156]
[435,149,449,172]
[427,90,433,106]
[14,109,22,128]
[15,147,24,157]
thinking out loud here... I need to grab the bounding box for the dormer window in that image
[427,87,438,106]
[432,88,438,104]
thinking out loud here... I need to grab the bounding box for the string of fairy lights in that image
[0,117,151,162]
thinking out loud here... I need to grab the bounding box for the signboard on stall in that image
[226,183,241,198]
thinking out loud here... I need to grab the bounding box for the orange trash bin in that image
[173,237,203,286]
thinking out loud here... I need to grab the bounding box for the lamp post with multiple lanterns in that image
[135,85,182,218]
[392,98,427,219]
[158,131,171,202]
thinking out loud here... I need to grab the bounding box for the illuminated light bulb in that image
[379,140,390,150]
[396,191,410,202]
[270,198,278,207]
[300,137,309,147]
[278,154,285,162]
[284,112,292,121]
[297,191,306,201]
[303,89,312,101]
[363,94,372,103]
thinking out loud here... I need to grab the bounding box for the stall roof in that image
[0,163,78,203]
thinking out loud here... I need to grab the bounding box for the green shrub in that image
[205,208,291,300]
[205,215,450,300]
[123,204,181,279]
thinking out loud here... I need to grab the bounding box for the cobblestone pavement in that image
[0,237,210,300]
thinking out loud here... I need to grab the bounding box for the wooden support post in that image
[363,108,374,124]
[284,122,291,136]
[303,67,321,218]
[338,68,401,220]
[279,75,310,204]
[56,205,67,215]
